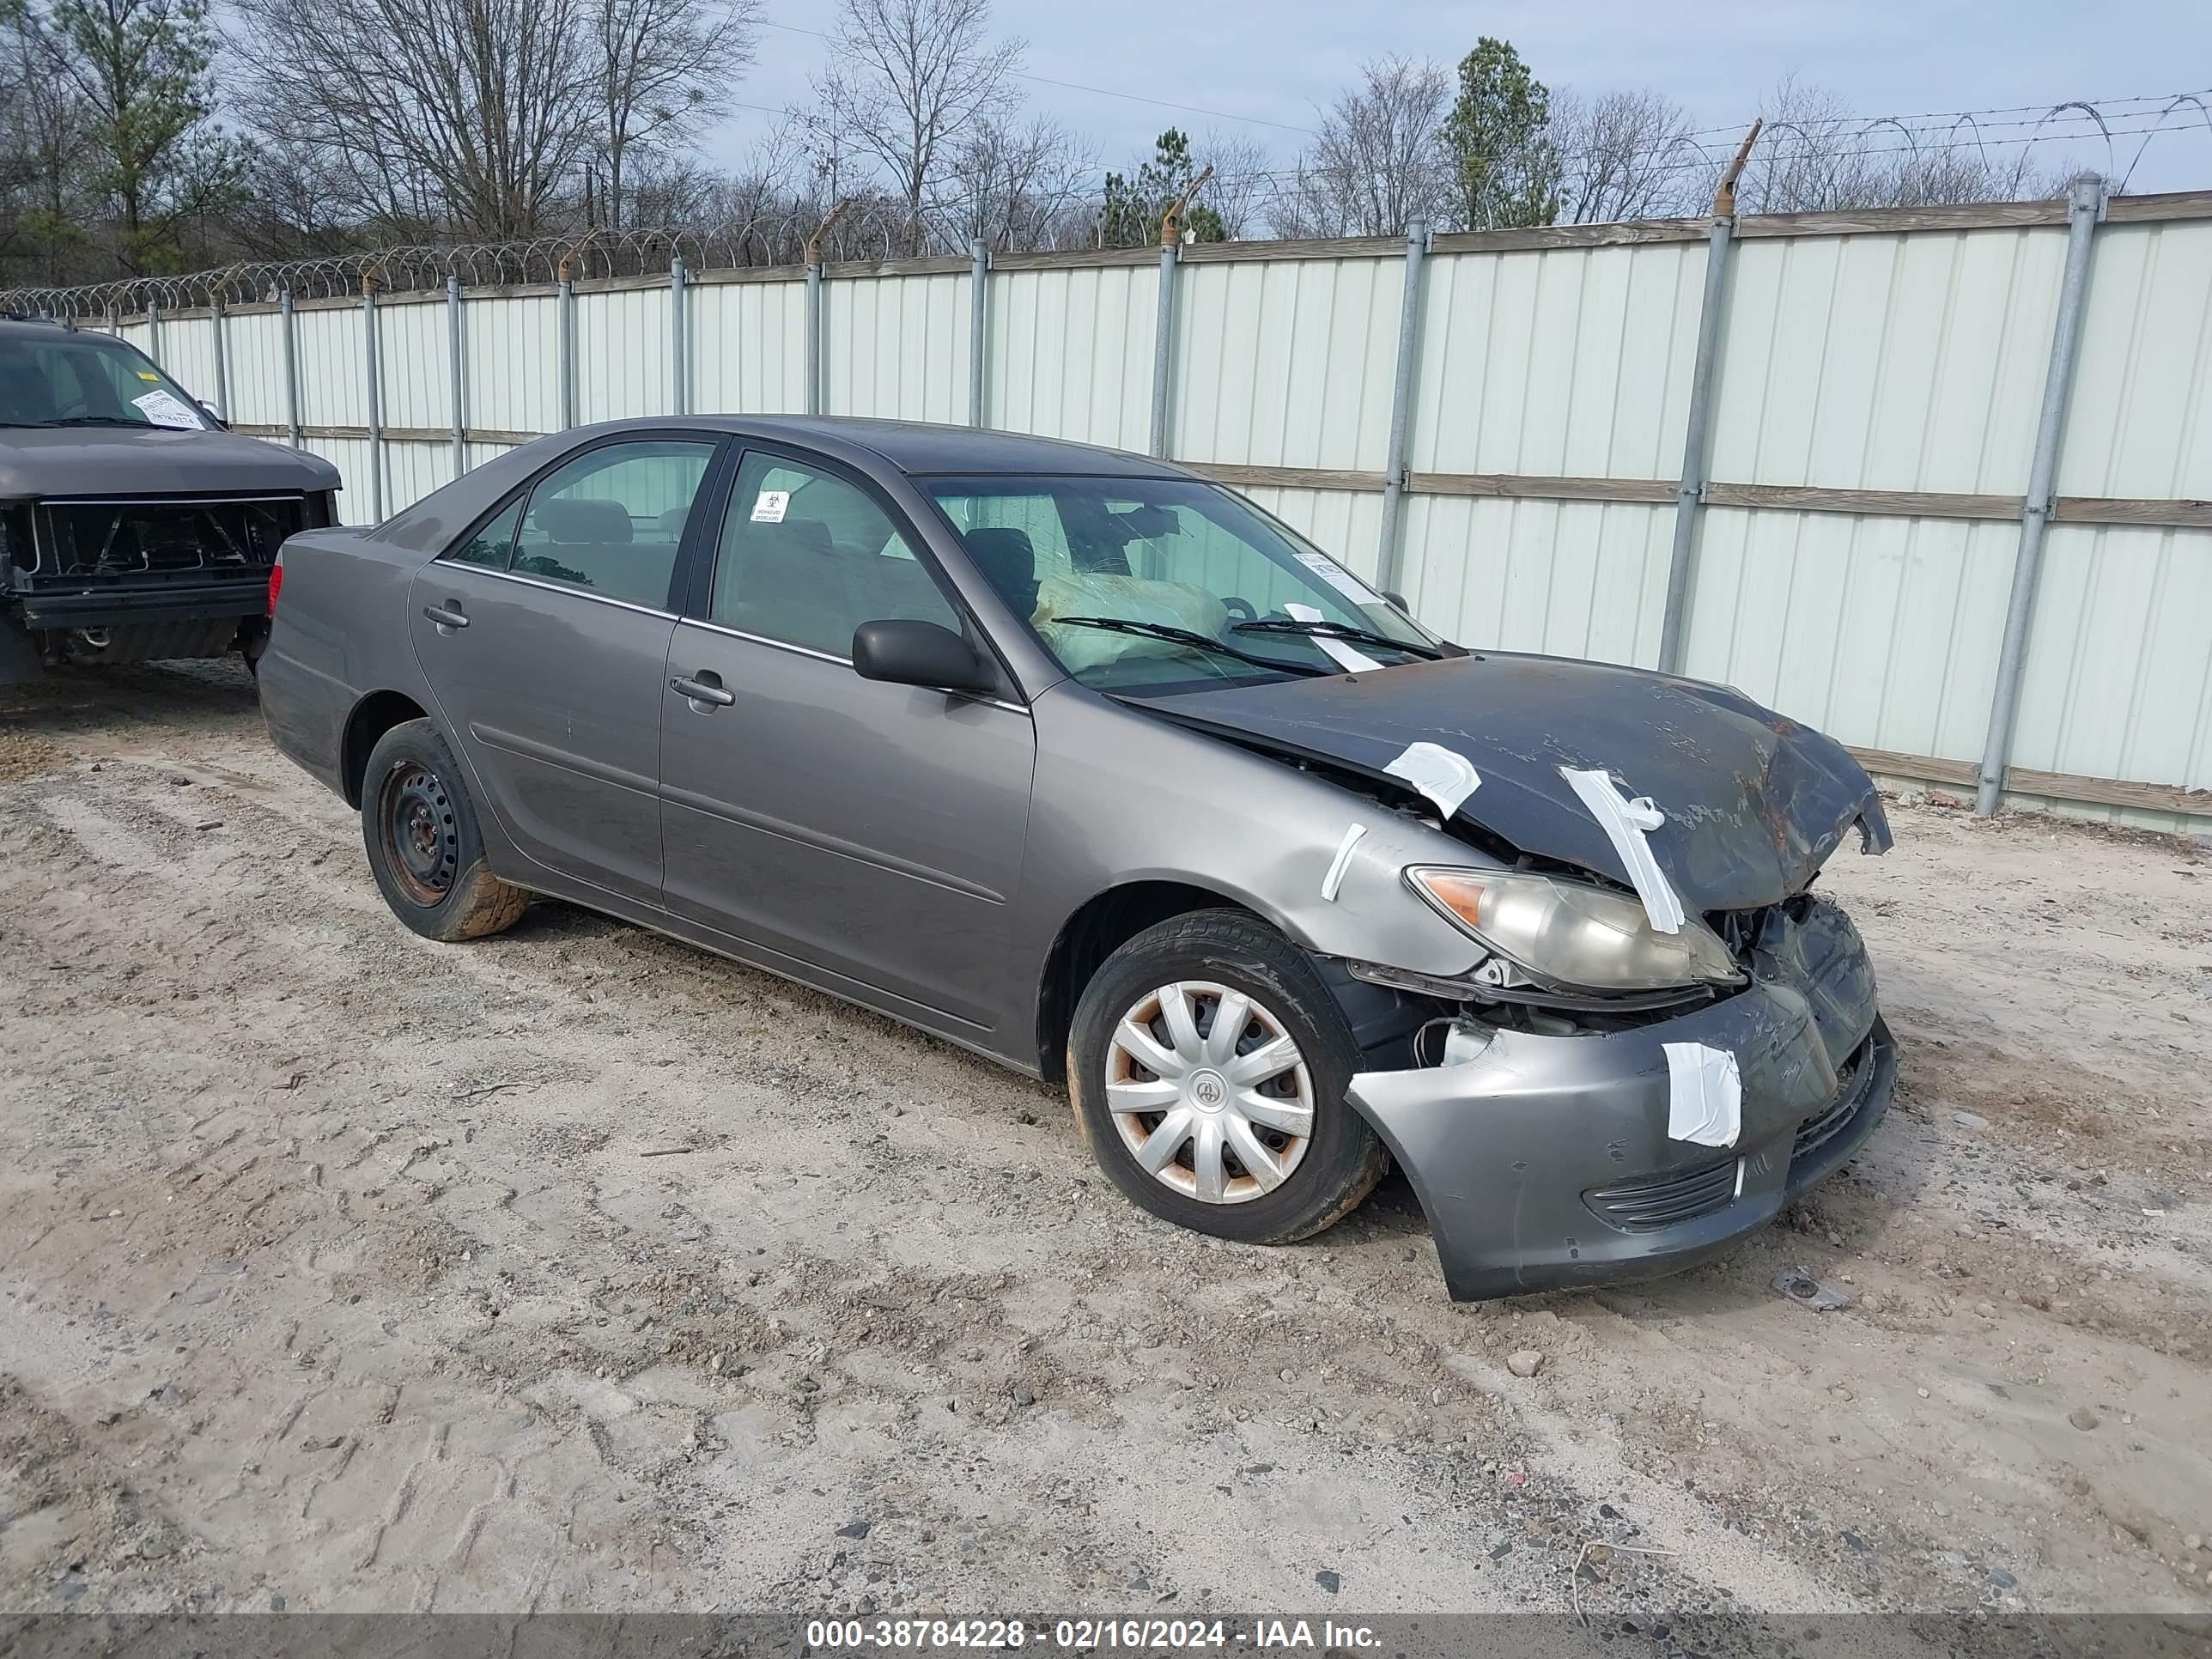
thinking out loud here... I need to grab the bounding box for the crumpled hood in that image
[0,425,341,498]
[1148,651,1892,914]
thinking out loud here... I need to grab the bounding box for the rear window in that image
[0,331,209,431]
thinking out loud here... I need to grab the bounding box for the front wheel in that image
[360,718,531,941]
[1067,908,1385,1245]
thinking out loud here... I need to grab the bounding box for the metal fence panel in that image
[2057,220,2212,499]
[1411,242,1704,479]
[576,284,674,422]
[691,279,806,415]
[1173,257,1400,471]
[826,272,969,422]
[987,263,1155,451]
[1711,228,2066,495]
[227,310,290,428]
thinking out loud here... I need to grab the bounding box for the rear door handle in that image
[422,603,469,631]
[671,673,735,708]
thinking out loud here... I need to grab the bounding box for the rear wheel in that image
[361,719,530,941]
[1068,908,1385,1244]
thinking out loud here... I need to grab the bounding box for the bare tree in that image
[0,3,94,282]
[940,110,1091,251]
[1271,55,1451,238]
[226,0,595,240]
[815,0,1022,256]
[586,0,757,230]
[1551,88,1705,222]
[1192,129,1274,240]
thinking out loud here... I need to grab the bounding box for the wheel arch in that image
[1034,880,1266,1082]
[341,690,431,808]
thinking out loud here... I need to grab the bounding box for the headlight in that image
[1406,866,1741,992]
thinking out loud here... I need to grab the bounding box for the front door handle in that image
[671,672,735,708]
[422,602,470,632]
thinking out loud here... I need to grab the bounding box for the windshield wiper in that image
[1231,617,1454,660]
[1051,617,1327,678]
[3,416,148,428]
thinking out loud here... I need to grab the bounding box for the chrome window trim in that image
[673,616,1030,716]
[439,560,678,620]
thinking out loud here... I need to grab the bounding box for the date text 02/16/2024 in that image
[804,1620,1386,1650]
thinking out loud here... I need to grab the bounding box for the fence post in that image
[670,254,689,416]
[211,298,233,422]
[1149,243,1180,459]
[805,258,824,415]
[147,300,163,366]
[280,289,301,450]
[362,283,386,522]
[557,272,577,429]
[1376,219,1430,599]
[1656,124,1762,677]
[969,240,990,428]
[446,275,466,477]
[1974,172,2108,817]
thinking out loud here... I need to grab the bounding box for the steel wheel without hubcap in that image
[1104,980,1315,1204]
[377,761,459,907]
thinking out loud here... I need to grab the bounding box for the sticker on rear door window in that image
[750,489,790,523]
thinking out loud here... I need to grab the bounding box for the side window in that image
[447,500,520,569]
[507,440,715,608]
[711,452,960,657]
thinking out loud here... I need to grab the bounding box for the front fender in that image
[1013,682,1493,994]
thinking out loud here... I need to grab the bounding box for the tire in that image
[360,718,532,942]
[1067,908,1386,1246]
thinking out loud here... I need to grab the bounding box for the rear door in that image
[658,446,1036,1035]
[408,435,721,906]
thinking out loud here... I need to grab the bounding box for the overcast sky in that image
[707,0,2212,196]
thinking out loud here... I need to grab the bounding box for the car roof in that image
[688,416,1190,481]
[0,315,77,336]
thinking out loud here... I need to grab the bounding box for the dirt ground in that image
[2,659,2209,1624]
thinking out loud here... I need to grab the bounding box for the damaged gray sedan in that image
[260,416,1895,1300]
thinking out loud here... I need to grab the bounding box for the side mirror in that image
[1382,589,1411,612]
[198,400,225,426]
[852,618,997,696]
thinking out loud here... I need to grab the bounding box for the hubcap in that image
[1103,981,1314,1205]
[378,760,459,906]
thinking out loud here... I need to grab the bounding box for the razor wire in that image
[0,207,931,319]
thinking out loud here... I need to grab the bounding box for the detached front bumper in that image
[1347,896,1893,1301]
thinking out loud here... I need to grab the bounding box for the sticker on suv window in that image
[131,389,205,429]
[750,489,790,523]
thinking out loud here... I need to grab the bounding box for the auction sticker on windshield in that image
[1294,550,1378,603]
[131,389,205,429]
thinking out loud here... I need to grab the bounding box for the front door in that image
[658,447,1036,1035]
[408,435,720,906]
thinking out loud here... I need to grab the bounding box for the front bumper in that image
[1347,896,1893,1301]
[11,574,271,630]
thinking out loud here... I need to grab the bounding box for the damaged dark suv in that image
[0,314,341,684]
[259,416,1896,1302]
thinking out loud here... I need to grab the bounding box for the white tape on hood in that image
[1283,603,1384,673]
[1662,1042,1741,1148]
[1383,742,1482,817]
[1558,766,1685,934]
[1320,823,1366,902]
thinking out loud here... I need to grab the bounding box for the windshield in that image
[0,329,210,430]
[928,475,1446,690]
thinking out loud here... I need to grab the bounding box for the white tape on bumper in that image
[1662,1042,1742,1148]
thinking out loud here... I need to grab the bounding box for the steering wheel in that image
[1222,597,1257,623]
